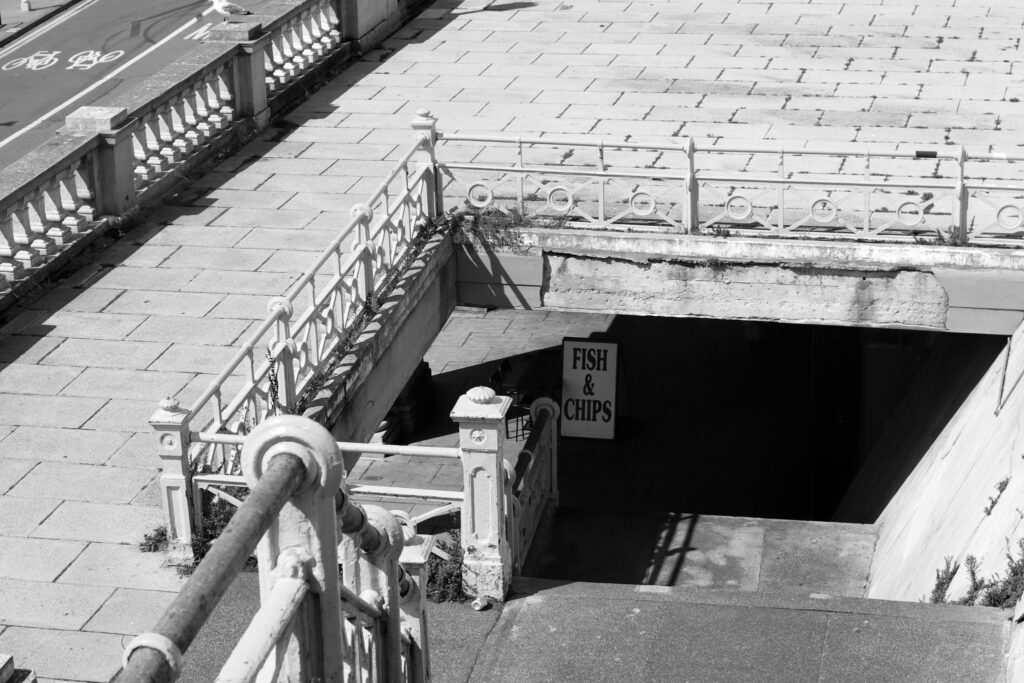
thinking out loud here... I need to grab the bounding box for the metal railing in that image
[437,133,1024,245]
[505,399,559,574]
[116,415,428,683]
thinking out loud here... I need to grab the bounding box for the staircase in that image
[453,511,1010,683]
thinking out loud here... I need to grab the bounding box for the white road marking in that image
[183,22,213,40]
[0,0,101,60]
[0,6,216,150]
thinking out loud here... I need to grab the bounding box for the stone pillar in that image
[149,398,194,562]
[450,386,513,601]
[211,22,270,129]
[65,106,137,216]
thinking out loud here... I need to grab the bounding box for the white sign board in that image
[561,338,618,439]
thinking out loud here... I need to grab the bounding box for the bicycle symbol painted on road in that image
[2,49,125,71]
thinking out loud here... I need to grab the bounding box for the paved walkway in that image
[1,0,1023,679]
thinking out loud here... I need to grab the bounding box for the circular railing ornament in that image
[724,194,753,221]
[466,182,494,209]
[628,190,657,217]
[546,185,575,213]
[809,197,838,223]
[996,203,1024,231]
[896,201,924,227]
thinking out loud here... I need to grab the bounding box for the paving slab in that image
[32,501,163,544]
[759,520,877,598]
[0,460,36,494]
[0,537,86,581]
[0,495,60,536]
[0,579,113,630]
[0,395,106,429]
[0,628,124,682]
[83,588,177,635]
[58,543,185,592]
[39,339,170,370]
[8,462,153,505]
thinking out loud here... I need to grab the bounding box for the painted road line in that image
[0,0,101,60]
[0,5,216,150]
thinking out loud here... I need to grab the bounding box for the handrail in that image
[116,452,308,681]
[193,430,460,458]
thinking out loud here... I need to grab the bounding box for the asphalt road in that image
[0,0,272,169]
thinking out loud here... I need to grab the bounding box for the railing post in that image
[351,203,375,309]
[411,109,443,219]
[242,415,345,682]
[450,386,513,601]
[338,504,407,679]
[149,398,194,563]
[210,22,271,129]
[65,106,137,216]
[954,145,969,243]
[530,398,561,506]
[399,531,432,683]
[268,297,298,412]
[685,136,699,233]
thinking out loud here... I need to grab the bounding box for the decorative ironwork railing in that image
[505,399,559,575]
[182,114,439,480]
[437,133,1024,245]
[116,416,429,683]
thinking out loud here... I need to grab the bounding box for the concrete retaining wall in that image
[867,319,1024,602]
[302,234,456,463]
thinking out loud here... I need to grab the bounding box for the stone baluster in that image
[9,202,40,270]
[155,102,181,165]
[323,0,341,49]
[216,66,235,122]
[59,163,92,229]
[205,72,227,131]
[131,125,153,183]
[269,30,289,87]
[143,114,168,173]
[40,180,73,247]
[25,191,56,256]
[0,210,28,281]
[169,95,195,156]
[450,386,513,601]
[299,10,318,62]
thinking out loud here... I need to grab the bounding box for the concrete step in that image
[464,578,1010,683]
[0,655,36,683]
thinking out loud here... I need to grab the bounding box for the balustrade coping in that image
[0,133,100,209]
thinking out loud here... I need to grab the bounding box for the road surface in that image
[0,0,272,169]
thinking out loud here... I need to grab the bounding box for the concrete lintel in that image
[525,229,1024,273]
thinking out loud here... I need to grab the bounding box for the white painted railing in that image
[151,111,441,552]
[0,138,100,288]
[116,415,429,683]
[437,133,1024,245]
[505,399,559,575]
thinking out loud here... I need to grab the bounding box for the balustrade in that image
[262,0,340,97]
[117,414,428,682]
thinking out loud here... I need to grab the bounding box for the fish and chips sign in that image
[561,338,618,439]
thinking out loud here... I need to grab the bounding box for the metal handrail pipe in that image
[281,239,366,308]
[339,584,383,622]
[971,152,1024,162]
[187,315,280,419]
[115,453,308,683]
[439,131,692,152]
[216,576,309,683]
[963,182,1024,192]
[512,405,553,495]
[362,140,427,203]
[336,443,460,458]
[438,132,976,161]
[440,161,689,181]
[694,174,956,190]
[192,432,461,459]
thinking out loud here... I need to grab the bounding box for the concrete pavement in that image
[1,0,1023,678]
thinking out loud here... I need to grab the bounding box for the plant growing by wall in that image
[426,526,467,603]
[928,537,1024,608]
[983,477,1011,516]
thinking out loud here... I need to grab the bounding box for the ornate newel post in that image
[149,398,194,562]
[242,415,345,681]
[450,386,513,601]
[410,109,443,218]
